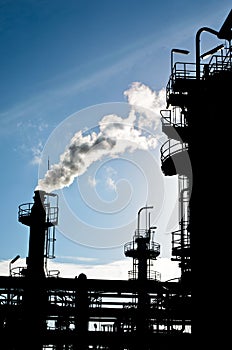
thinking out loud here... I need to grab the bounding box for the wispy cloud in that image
[105,166,117,191]
[57,256,98,263]
[0,26,170,135]
[106,177,117,191]
[105,166,117,177]
[31,141,43,165]
[1,5,224,137]
[16,119,49,132]
[11,119,49,164]
[88,175,98,188]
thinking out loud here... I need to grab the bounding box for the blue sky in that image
[0,0,230,279]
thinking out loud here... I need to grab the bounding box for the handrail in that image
[124,240,160,255]
[10,266,27,277]
[166,62,197,106]
[172,224,190,251]
[208,48,232,74]
[18,202,58,225]
[160,139,188,163]
[128,269,161,281]
[149,270,161,281]
[160,109,171,124]
[160,107,188,127]
[18,202,33,216]
[134,229,148,237]
[47,269,60,278]
[166,45,232,106]
[172,234,190,248]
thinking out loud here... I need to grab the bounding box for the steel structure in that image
[0,192,191,349]
[160,9,232,338]
[1,10,232,349]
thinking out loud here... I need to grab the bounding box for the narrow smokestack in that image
[26,190,46,278]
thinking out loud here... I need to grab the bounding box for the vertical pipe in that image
[74,274,89,350]
[137,206,153,234]
[180,187,188,276]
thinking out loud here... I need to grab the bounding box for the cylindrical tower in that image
[124,206,161,347]
[160,24,232,336]
[18,190,58,278]
[124,206,161,282]
[17,190,59,350]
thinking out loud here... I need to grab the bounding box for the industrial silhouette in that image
[1,10,231,349]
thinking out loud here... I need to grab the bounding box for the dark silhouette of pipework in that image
[0,10,231,349]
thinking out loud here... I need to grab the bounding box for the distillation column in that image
[18,190,58,350]
[124,206,160,348]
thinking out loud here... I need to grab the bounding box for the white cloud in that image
[88,175,97,188]
[31,141,43,165]
[106,177,117,191]
[0,257,180,282]
[105,166,117,177]
[57,256,98,262]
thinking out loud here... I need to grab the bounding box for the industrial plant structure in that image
[0,10,231,349]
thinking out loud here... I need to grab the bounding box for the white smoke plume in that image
[124,82,166,130]
[36,83,166,192]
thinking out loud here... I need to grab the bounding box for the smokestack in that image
[26,190,47,278]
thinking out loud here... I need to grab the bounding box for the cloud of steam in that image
[36,82,166,192]
[124,82,166,130]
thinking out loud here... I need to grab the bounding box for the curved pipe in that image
[137,206,153,233]
[195,27,219,80]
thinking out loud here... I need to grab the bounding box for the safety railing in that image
[149,242,161,256]
[10,266,27,277]
[18,202,58,226]
[172,222,190,254]
[166,45,232,107]
[167,62,197,104]
[134,228,148,237]
[160,139,188,164]
[18,202,33,219]
[149,270,161,281]
[128,269,161,281]
[208,46,232,74]
[47,269,60,277]
[124,241,160,257]
[46,205,59,225]
[160,107,188,127]
[172,62,196,81]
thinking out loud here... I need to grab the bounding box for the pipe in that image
[195,27,219,80]
[26,190,46,278]
[137,206,153,234]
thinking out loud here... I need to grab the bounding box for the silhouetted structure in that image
[160,8,232,338]
[1,9,231,349]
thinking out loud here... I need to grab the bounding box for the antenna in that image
[146,203,148,230]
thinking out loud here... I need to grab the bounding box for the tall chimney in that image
[26,190,46,278]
